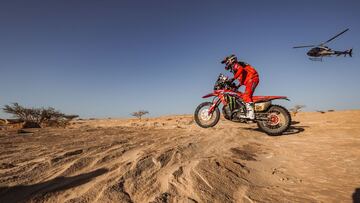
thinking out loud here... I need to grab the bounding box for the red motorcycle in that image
[194,73,291,135]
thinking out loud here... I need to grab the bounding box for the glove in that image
[226,78,237,89]
[228,78,235,83]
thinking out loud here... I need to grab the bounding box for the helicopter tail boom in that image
[334,48,353,57]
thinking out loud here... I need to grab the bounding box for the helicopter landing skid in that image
[309,57,322,62]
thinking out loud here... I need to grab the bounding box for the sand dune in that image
[0,111,360,202]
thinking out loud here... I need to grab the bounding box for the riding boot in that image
[246,102,255,120]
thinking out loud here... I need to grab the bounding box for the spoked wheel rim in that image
[194,101,221,128]
[197,106,216,125]
[200,108,212,121]
[265,110,286,129]
[256,105,291,136]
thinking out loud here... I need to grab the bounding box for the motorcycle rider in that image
[221,54,259,120]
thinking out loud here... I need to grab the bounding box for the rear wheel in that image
[257,105,291,136]
[194,102,220,128]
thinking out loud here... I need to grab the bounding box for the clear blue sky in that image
[1,0,359,118]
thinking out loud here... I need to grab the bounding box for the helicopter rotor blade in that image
[293,45,316,49]
[322,28,349,45]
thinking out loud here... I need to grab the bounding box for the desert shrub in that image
[0,119,6,131]
[2,103,78,128]
[290,105,306,116]
[0,119,6,126]
[131,110,149,120]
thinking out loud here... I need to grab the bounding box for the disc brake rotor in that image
[200,108,212,121]
[268,113,280,126]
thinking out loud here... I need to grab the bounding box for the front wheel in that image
[257,105,291,136]
[194,102,220,128]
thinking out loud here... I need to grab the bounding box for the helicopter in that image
[293,28,352,61]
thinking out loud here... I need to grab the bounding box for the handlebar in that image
[214,73,240,91]
[225,80,238,90]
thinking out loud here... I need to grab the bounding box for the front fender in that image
[202,93,216,98]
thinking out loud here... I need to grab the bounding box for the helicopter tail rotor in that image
[335,48,353,57]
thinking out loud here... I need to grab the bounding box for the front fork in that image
[208,98,222,115]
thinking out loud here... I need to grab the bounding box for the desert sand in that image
[0,110,360,203]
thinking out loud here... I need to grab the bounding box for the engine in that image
[222,95,246,120]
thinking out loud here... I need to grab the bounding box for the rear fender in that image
[253,96,289,103]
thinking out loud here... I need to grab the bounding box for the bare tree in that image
[3,103,78,127]
[290,105,306,116]
[131,110,149,120]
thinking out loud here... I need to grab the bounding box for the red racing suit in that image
[232,62,259,103]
